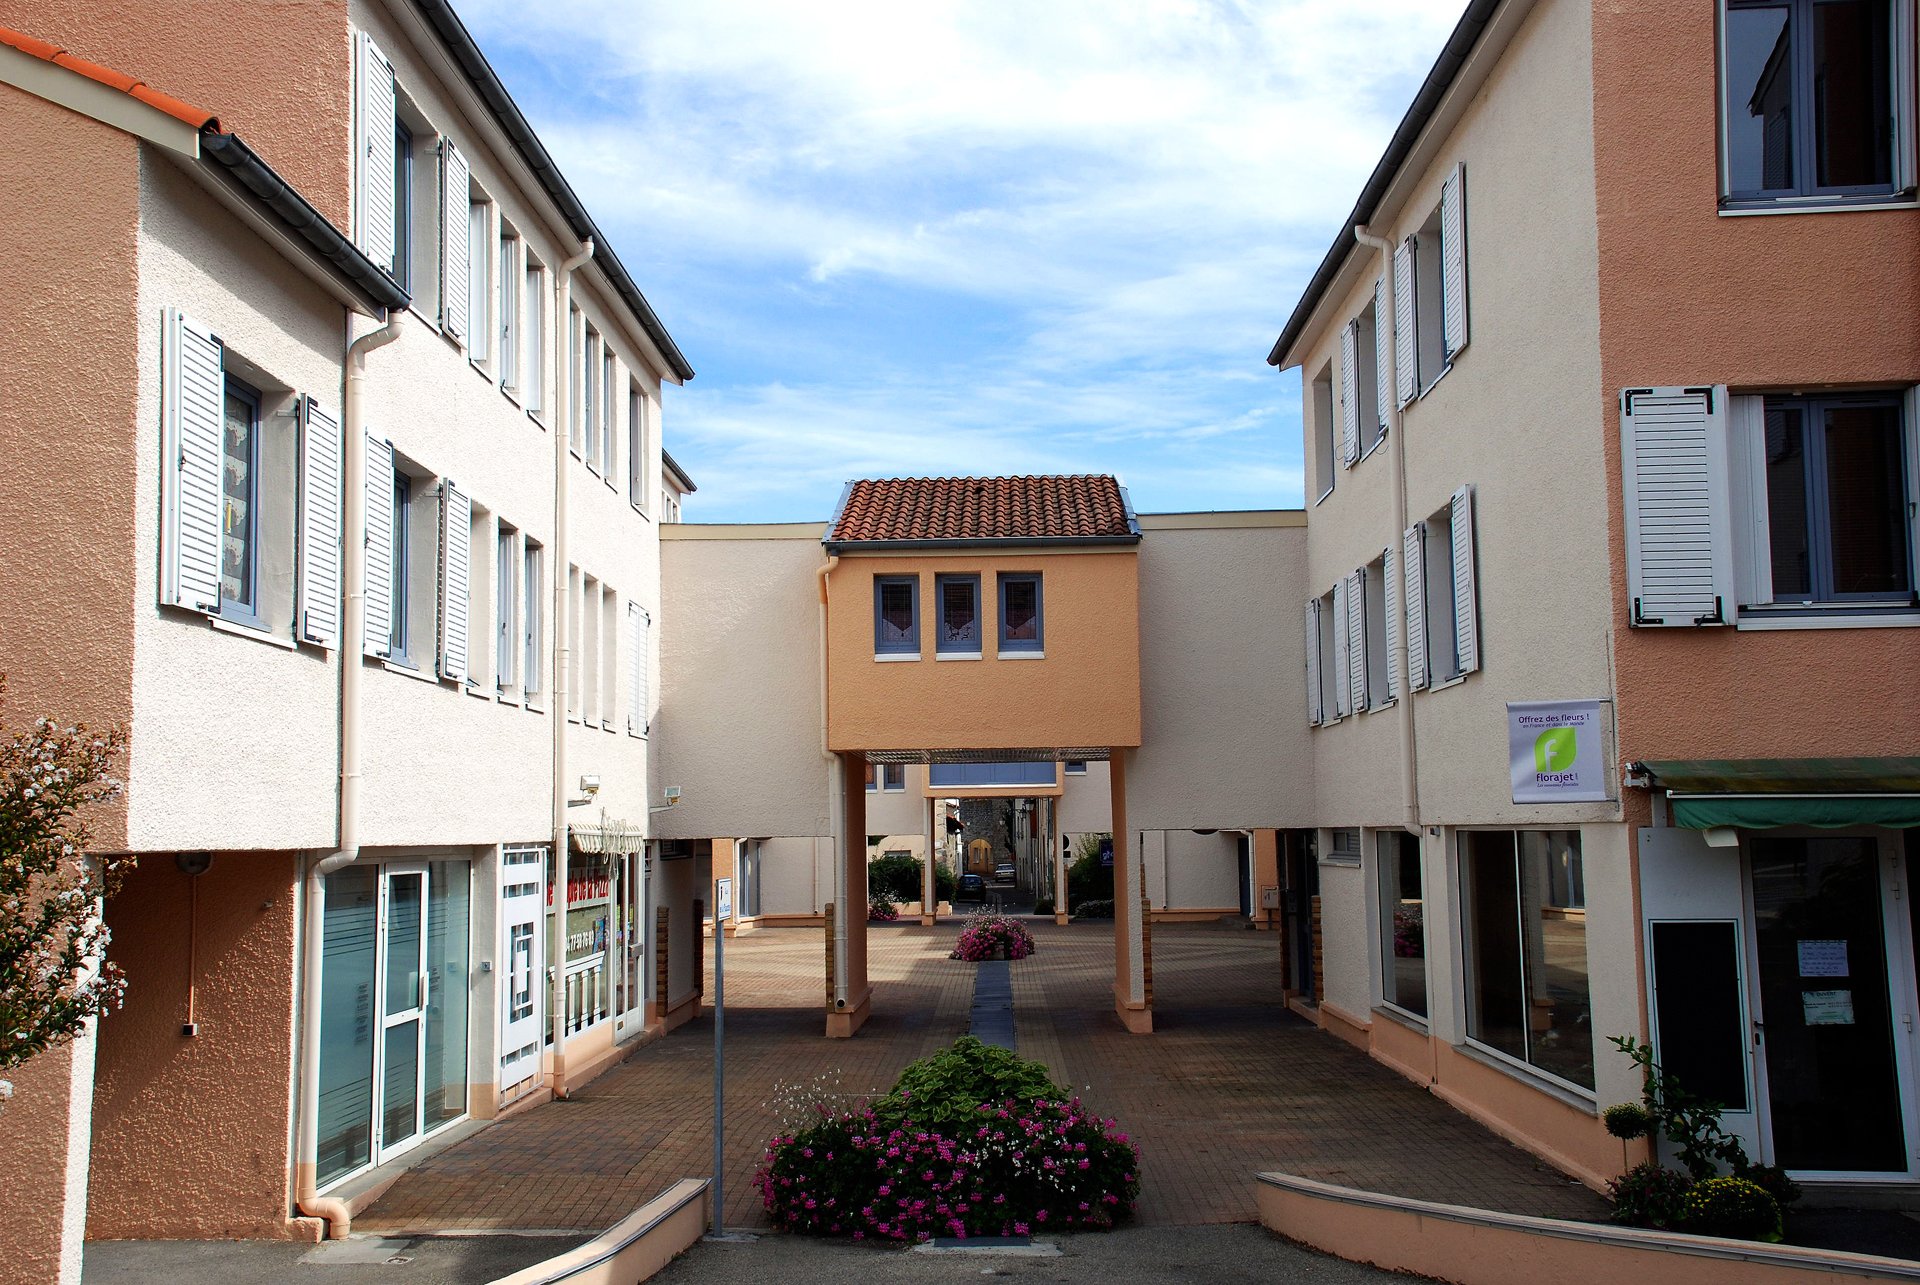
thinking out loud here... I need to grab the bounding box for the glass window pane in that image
[317,866,378,1187]
[879,581,916,645]
[1812,0,1891,189]
[384,874,422,1016]
[1520,830,1593,1089]
[1002,578,1038,642]
[424,860,470,1132]
[1725,5,1794,192]
[381,1017,420,1148]
[220,388,255,613]
[1822,403,1908,596]
[1764,403,1812,597]
[940,577,978,648]
[1463,832,1526,1062]
[1378,832,1427,1017]
[391,475,410,655]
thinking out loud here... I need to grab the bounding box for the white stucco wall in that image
[758,836,833,916]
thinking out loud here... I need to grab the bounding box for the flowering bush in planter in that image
[952,913,1036,961]
[868,892,900,922]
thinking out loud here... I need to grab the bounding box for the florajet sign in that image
[1507,700,1608,804]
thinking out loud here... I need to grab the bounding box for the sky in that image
[454,1,1463,522]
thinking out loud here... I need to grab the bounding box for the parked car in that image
[956,873,987,901]
[994,861,1016,883]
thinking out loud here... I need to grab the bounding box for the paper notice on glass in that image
[1802,990,1855,1026]
[1797,939,1849,977]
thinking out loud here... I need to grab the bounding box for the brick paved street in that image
[357,919,1604,1235]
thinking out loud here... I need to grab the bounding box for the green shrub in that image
[1067,835,1114,906]
[1740,1163,1802,1212]
[934,865,957,902]
[867,854,922,902]
[1606,1162,1691,1230]
[874,1036,1066,1134]
[1032,896,1054,915]
[1604,1102,1654,1140]
[1680,1176,1781,1241]
[1072,899,1114,919]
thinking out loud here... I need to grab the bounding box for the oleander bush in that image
[868,892,899,922]
[953,913,1036,961]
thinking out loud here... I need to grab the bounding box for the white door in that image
[498,845,546,1092]
[376,864,429,1161]
[613,849,647,1036]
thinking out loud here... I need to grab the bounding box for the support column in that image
[1110,749,1151,1033]
[828,752,871,1037]
[921,792,937,926]
[1055,827,1069,926]
[1253,829,1280,931]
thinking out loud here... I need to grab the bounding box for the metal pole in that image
[711,902,725,1235]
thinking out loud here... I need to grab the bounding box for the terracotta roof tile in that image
[828,475,1136,545]
[0,26,219,131]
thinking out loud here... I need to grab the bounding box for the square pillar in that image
[921,792,937,926]
[1110,749,1151,1033]
[1253,829,1281,930]
[828,752,872,1037]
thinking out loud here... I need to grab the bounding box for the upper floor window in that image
[583,327,601,472]
[466,198,490,363]
[865,763,906,792]
[391,119,414,290]
[998,573,1043,654]
[628,384,648,511]
[1064,760,1088,775]
[602,348,618,482]
[935,573,981,656]
[1404,486,1481,691]
[1391,164,1469,406]
[524,255,546,415]
[1721,0,1903,206]
[219,378,263,626]
[875,575,919,656]
[1311,362,1335,503]
[498,231,520,394]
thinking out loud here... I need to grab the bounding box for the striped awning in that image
[1642,758,1920,829]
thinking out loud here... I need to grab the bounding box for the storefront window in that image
[551,851,612,1036]
[317,866,378,1187]
[424,859,470,1132]
[1377,831,1427,1017]
[1461,830,1593,1090]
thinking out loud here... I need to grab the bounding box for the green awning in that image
[1644,758,1920,830]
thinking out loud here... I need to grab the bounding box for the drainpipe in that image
[550,239,594,1096]
[816,556,844,1007]
[1355,225,1420,834]
[295,310,404,1238]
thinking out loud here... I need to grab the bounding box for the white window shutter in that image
[1372,278,1393,437]
[1345,568,1367,713]
[1331,578,1351,718]
[1402,523,1429,692]
[628,601,651,736]
[364,434,395,657]
[1450,485,1481,674]
[1620,386,1733,627]
[441,139,470,341]
[355,32,396,272]
[161,309,224,614]
[1303,600,1324,726]
[1382,545,1402,702]
[1393,239,1416,407]
[438,482,471,680]
[1339,320,1361,467]
[1441,162,1469,360]
[1727,394,1772,609]
[297,397,343,646]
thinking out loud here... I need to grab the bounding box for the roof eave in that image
[661,448,697,494]
[822,534,1143,555]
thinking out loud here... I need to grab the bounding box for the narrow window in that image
[583,328,600,471]
[884,764,906,792]
[1356,302,1383,456]
[496,524,516,691]
[935,574,981,655]
[522,540,542,697]
[391,120,413,289]
[219,377,262,624]
[498,232,519,393]
[1363,555,1389,707]
[1376,831,1426,1017]
[524,257,545,414]
[602,349,617,482]
[568,306,582,452]
[628,384,646,508]
[466,201,489,361]
[1422,505,1461,683]
[874,576,919,655]
[998,573,1043,654]
[864,763,877,792]
[1312,362,1335,502]
[1412,203,1445,390]
[1316,587,1340,717]
[389,472,411,661]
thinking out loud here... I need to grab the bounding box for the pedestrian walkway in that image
[355,919,1604,1237]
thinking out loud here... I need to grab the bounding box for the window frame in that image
[1375,829,1429,1021]
[389,471,412,664]
[628,383,648,512]
[498,230,519,395]
[874,575,920,658]
[522,539,543,699]
[1065,760,1088,776]
[466,198,490,364]
[218,375,265,628]
[1311,362,1336,504]
[583,326,601,473]
[601,348,618,486]
[495,524,517,693]
[934,573,982,657]
[1411,204,1447,394]
[1420,507,1463,685]
[524,256,546,416]
[997,572,1044,655]
[1356,301,1385,460]
[1717,0,1912,209]
[391,118,413,290]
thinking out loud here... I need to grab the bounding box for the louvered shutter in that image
[355,32,396,272]
[364,435,395,657]
[1403,524,1429,692]
[1441,162,1469,360]
[1345,569,1367,713]
[1620,386,1733,627]
[1382,545,1402,702]
[628,602,651,736]
[1393,239,1416,407]
[161,309,224,613]
[441,139,470,341]
[1450,485,1481,674]
[1339,319,1360,467]
[1330,578,1351,718]
[438,483,471,680]
[1303,600,1324,726]
[1373,278,1393,437]
[297,397,343,646]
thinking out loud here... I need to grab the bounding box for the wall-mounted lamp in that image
[567,775,602,808]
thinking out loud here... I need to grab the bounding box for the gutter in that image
[661,449,698,494]
[821,534,1143,555]
[1266,0,1504,368]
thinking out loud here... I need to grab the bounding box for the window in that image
[583,328,600,472]
[386,472,417,663]
[391,120,414,290]
[568,306,582,453]
[1325,827,1362,867]
[1404,485,1480,689]
[495,523,517,692]
[866,764,905,792]
[601,586,619,730]
[602,349,617,483]
[467,201,490,362]
[1363,554,1393,708]
[935,574,981,655]
[998,573,1043,654]
[1065,760,1088,775]
[627,601,650,736]
[1411,206,1445,392]
[874,576,919,656]
[1392,164,1469,406]
[1337,304,1383,472]
[219,378,262,625]
[525,256,546,415]
[628,384,647,510]
[1461,830,1593,1091]
[1312,362,1336,502]
[1377,830,1426,1018]
[1720,0,1902,205]
[1304,588,1342,725]
[522,539,543,699]
[498,231,519,393]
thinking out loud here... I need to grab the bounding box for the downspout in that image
[296,309,404,1238]
[1355,225,1420,833]
[816,556,844,1007]
[550,238,593,1096]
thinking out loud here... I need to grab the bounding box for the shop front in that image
[1638,760,1920,1184]
[554,820,650,1061]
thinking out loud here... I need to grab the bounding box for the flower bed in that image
[952,913,1036,961]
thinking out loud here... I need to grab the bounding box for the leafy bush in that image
[1066,835,1113,906]
[1607,1162,1691,1230]
[867,856,957,905]
[935,866,957,903]
[1032,896,1054,916]
[954,914,1036,961]
[876,1036,1066,1133]
[1606,1035,1750,1180]
[1604,1102,1654,1140]
[1072,900,1114,919]
[1741,1163,1802,1212]
[1681,1176,1781,1241]
[868,892,899,922]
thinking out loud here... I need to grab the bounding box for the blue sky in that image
[455,1,1461,522]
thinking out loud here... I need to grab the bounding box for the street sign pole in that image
[711,876,730,1237]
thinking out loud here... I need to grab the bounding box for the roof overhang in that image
[662,448,697,494]
[1639,758,1920,830]
[823,533,1144,555]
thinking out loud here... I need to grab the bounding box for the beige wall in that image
[656,527,833,840]
[826,548,1142,753]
